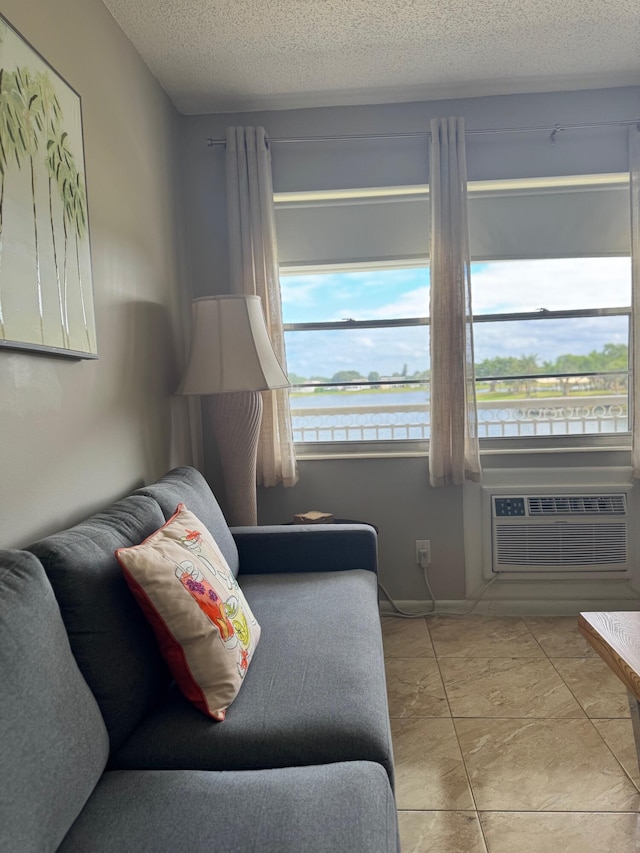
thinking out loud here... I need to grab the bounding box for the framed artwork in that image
[0,14,96,358]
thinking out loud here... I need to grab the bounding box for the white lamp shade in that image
[178,295,290,395]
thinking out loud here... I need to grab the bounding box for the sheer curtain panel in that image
[225,127,298,488]
[428,117,481,487]
[630,125,640,478]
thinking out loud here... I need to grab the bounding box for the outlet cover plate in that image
[415,539,431,566]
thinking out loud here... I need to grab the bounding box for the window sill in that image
[294,439,428,460]
[294,436,632,461]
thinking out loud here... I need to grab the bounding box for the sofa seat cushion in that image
[27,495,173,753]
[111,570,394,785]
[60,762,398,853]
[0,550,109,853]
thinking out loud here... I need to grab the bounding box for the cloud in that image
[474,315,628,364]
[279,275,328,317]
[346,286,429,320]
[281,258,631,378]
[472,257,630,314]
[284,326,428,378]
[280,267,429,323]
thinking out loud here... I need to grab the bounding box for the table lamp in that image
[178,294,290,525]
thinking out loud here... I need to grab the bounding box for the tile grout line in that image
[544,654,640,791]
[545,654,597,720]
[465,615,535,853]
[389,615,640,849]
[426,616,491,852]
[529,618,640,800]
[466,618,638,813]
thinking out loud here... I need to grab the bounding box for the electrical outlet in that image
[415,539,431,567]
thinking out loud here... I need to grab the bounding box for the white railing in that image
[290,396,629,442]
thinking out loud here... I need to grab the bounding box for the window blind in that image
[274,176,630,266]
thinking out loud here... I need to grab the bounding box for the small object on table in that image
[293,511,335,524]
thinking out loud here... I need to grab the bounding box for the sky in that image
[280,258,631,379]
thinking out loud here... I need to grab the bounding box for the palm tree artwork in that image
[0,15,96,357]
[0,65,13,340]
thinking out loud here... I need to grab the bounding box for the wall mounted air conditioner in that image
[488,490,631,576]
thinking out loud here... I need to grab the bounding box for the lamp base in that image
[208,391,263,526]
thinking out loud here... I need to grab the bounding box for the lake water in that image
[289,389,628,440]
[291,389,429,408]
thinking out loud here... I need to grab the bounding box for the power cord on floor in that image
[378,545,501,618]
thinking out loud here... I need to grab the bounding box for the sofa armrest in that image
[230,524,378,575]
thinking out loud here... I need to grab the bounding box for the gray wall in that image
[0,0,193,547]
[182,87,638,602]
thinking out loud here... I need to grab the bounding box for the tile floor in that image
[382,614,640,852]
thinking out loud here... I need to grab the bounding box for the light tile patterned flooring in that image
[382,614,640,852]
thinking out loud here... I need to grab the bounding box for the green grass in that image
[476,388,626,402]
[290,385,626,401]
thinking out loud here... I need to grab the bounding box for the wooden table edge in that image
[578,611,640,702]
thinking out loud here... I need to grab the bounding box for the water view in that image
[289,388,629,442]
[281,258,632,442]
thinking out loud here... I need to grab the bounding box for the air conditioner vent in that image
[495,522,627,566]
[527,494,627,516]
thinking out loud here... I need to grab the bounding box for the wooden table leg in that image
[628,691,640,773]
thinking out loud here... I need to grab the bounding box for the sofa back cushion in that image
[0,550,109,852]
[28,495,172,752]
[134,466,240,578]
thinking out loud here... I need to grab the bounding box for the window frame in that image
[282,263,632,456]
[277,175,633,457]
[281,260,431,453]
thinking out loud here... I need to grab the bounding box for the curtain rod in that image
[206,119,640,147]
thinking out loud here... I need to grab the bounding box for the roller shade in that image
[468,181,630,260]
[275,192,429,266]
[274,176,630,266]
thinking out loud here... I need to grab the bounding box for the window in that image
[275,175,632,451]
[471,256,630,440]
[281,263,430,443]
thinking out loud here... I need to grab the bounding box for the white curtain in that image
[225,127,298,488]
[630,125,640,478]
[428,117,481,487]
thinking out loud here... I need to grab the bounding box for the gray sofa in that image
[0,466,398,852]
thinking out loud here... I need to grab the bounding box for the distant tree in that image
[331,370,363,383]
[368,371,380,382]
[597,344,628,391]
[476,343,628,398]
[412,369,430,381]
[554,353,589,395]
[601,343,628,367]
[516,354,539,373]
[516,353,540,395]
[475,356,522,379]
[287,373,307,385]
[401,363,408,377]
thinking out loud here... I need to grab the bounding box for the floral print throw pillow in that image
[116,504,260,720]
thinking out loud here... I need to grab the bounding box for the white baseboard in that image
[380,575,640,617]
[379,597,640,617]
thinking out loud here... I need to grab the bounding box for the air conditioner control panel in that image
[493,497,526,517]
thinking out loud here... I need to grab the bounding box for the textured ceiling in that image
[102,0,640,114]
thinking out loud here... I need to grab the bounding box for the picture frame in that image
[0,13,97,359]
